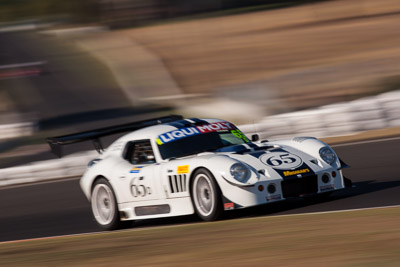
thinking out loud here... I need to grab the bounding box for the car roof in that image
[117,118,229,142]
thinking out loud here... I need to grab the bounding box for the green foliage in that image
[0,0,99,23]
[0,0,330,24]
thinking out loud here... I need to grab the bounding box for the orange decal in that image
[177,165,189,174]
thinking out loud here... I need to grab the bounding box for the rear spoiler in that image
[46,115,183,158]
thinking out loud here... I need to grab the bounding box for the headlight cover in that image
[319,147,336,165]
[230,163,251,182]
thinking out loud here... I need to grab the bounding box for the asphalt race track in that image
[1,137,400,242]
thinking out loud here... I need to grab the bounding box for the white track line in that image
[331,136,400,148]
[1,204,399,245]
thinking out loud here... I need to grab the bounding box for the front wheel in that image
[191,169,223,221]
[91,178,121,230]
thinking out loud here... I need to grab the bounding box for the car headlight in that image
[230,163,250,182]
[319,147,336,165]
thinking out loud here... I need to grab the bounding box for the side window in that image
[123,140,155,165]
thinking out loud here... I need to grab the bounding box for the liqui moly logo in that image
[196,122,234,133]
[156,122,235,145]
[157,127,200,145]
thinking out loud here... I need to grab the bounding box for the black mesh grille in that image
[281,175,318,198]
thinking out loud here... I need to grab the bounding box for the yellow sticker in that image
[177,165,189,174]
[283,168,310,177]
[156,138,163,145]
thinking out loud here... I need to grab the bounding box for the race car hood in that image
[226,145,321,180]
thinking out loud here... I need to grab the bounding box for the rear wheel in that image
[191,169,223,221]
[91,178,121,230]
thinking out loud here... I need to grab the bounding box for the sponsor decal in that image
[260,152,303,170]
[257,149,315,178]
[177,165,189,174]
[231,129,250,142]
[196,122,235,133]
[283,168,310,177]
[267,194,282,201]
[224,202,234,210]
[320,184,335,192]
[157,126,201,145]
[157,122,237,145]
[130,166,144,173]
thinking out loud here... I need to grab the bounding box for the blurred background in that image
[1,0,400,167]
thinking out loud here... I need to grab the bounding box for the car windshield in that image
[157,128,250,159]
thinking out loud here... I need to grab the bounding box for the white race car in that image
[47,115,351,230]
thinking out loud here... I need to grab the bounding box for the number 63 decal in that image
[260,152,302,169]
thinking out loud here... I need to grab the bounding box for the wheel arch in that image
[88,175,122,204]
[91,175,109,191]
[189,166,204,183]
[189,166,225,199]
[188,163,230,197]
[188,166,224,221]
[189,166,214,193]
[89,175,123,230]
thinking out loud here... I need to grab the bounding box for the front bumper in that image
[220,168,346,209]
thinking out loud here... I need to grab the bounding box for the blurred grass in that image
[0,0,99,23]
[120,0,400,112]
[0,31,131,121]
[1,206,399,266]
[0,0,331,25]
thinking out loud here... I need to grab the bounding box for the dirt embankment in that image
[120,0,400,112]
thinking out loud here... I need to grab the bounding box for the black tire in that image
[191,168,223,221]
[91,178,121,230]
[344,177,353,188]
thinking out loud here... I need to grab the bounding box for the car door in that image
[113,139,160,203]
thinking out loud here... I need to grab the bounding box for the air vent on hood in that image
[258,169,266,175]
[310,159,323,167]
[292,137,316,143]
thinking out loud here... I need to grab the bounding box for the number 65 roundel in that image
[260,152,302,169]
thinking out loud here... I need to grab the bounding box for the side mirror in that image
[251,134,259,142]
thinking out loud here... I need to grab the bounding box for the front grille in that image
[168,174,187,193]
[281,175,318,198]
